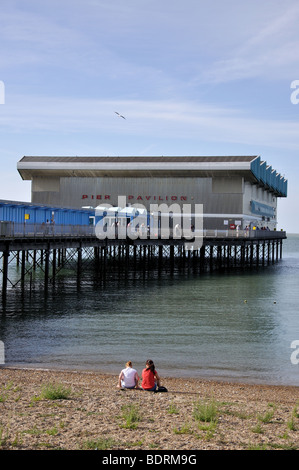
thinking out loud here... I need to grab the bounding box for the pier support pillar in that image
[209,245,213,271]
[158,245,163,269]
[170,245,174,271]
[199,245,205,272]
[21,250,26,286]
[2,248,9,301]
[52,249,56,280]
[77,246,82,288]
[44,248,50,290]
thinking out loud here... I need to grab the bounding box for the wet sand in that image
[0,367,298,450]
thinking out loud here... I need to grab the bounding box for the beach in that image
[0,367,298,451]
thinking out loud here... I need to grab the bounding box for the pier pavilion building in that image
[17,156,287,231]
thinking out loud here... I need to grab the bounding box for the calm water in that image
[1,235,299,386]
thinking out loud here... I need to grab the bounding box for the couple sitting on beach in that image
[117,359,166,392]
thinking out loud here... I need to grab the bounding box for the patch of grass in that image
[120,404,142,429]
[257,409,274,424]
[247,443,268,450]
[0,392,6,403]
[167,401,179,414]
[125,440,144,447]
[23,425,42,436]
[269,442,298,450]
[0,427,23,449]
[46,426,59,436]
[223,406,251,420]
[173,421,193,434]
[81,437,118,450]
[39,382,72,400]
[149,442,160,449]
[279,431,290,440]
[0,381,16,402]
[197,421,218,440]
[287,406,298,431]
[37,442,60,449]
[193,398,218,423]
[287,415,296,431]
[11,432,22,448]
[251,423,263,434]
[267,402,277,408]
[0,426,9,447]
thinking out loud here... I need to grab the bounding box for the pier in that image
[0,223,286,302]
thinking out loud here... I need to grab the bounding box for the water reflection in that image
[1,236,299,385]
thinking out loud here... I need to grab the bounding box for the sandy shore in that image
[0,366,298,451]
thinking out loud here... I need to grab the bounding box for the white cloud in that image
[200,3,299,83]
[1,94,299,152]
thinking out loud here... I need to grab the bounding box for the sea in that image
[1,234,299,386]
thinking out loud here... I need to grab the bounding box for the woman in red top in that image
[141,359,161,391]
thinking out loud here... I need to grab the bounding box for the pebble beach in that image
[0,366,299,451]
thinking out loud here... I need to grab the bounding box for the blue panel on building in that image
[0,201,94,225]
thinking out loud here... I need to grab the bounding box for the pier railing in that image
[203,229,286,240]
[0,221,95,238]
[0,221,286,241]
[0,222,287,301]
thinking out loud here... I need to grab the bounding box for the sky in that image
[0,0,298,232]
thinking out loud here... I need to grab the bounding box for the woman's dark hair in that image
[146,359,155,372]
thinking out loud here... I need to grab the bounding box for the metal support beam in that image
[0,234,286,302]
[44,248,50,291]
[2,248,9,301]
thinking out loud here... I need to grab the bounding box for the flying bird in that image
[115,111,126,119]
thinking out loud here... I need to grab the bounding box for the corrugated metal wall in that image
[30,174,280,229]
[36,176,244,214]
